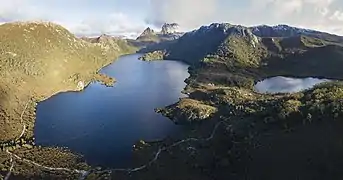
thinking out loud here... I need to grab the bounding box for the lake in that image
[255,76,330,94]
[34,54,189,168]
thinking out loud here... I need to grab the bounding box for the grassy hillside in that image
[0,21,135,142]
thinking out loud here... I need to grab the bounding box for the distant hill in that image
[0,21,135,141]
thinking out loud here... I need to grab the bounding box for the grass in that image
[0,21,136,141]
[0,21,137,179]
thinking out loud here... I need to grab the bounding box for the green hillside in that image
[0,21,135,141]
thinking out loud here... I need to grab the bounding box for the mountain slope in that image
[160,23,343,86]
[0,21,135,141]
[127,23,343,180]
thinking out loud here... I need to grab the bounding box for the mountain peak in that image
[161,23,179,34]
[141,27,156,36]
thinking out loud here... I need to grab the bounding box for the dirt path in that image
[18,101,30,139]
[112,121,226,173]
[4,152,14,180]
[6,150,89,179]
[3,99,90,180]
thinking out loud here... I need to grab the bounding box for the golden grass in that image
[0,21,136,141]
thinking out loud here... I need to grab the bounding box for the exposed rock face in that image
[161,23,179,34]
[76,81,85,91]
[97,34,113,42]
[138,27,155,37]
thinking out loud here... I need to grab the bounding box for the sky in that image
[1,0,343,38]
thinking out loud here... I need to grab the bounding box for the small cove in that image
[34,54,189,168]
[255,76,331,94]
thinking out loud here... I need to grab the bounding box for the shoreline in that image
[0,54,132,178]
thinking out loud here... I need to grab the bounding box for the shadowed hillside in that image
[123,23,343,180]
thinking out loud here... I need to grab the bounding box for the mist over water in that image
[255,76,330,94]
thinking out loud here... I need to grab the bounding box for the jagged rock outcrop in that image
[139,27,156,37]
[136,27,157,41]
[161,23,179,34]
[135,23,184,45]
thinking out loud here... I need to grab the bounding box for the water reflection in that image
[255,76,330,93]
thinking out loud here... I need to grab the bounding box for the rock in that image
[76,81,85,91]
[138,27,156,38]
[161,23,179,34]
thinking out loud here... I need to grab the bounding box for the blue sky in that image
[1,0,343,37]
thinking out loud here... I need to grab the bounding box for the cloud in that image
[146,0,343,35]
[0,1,147,38]
[1,0,343,36]
[146,0,218,29]
[0,0,46,23]
[68,13,148,38]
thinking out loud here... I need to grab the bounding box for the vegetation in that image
[1,146,88,179]
[3,20,343,179]
[126,23,343,179]
[0,21,135,141]
[157,98,217,124]
[138,50,165,61]
[0,21,136,179]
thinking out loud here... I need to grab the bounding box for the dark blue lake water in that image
[34,54,189,168]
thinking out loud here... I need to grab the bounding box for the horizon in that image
[1,0,343,37]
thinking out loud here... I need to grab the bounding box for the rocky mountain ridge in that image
[161,23,179,34]
[141,22,343,63]
[186,23,343,44]
[136,23,184,42]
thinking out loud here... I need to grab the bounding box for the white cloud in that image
[68,13,148,38]
[0,0,45,23]
[146,0,343,35]
[146,0,218,29]
[330,10,343,21]
[0,1,147,38]
[1,0,343,36]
